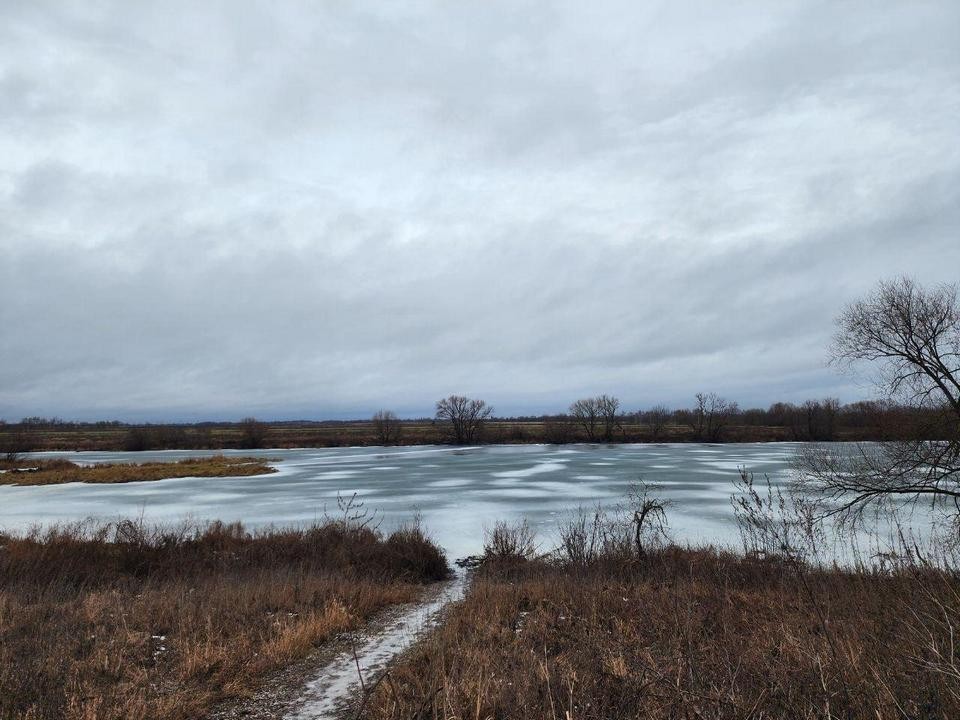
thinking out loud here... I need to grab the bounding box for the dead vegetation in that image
[0,455,276,486]
[0,517,449,720]
[360,508,960,720]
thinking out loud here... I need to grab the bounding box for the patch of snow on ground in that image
[285,575,466,719]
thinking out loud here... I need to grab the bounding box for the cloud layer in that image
[2,1,958,420]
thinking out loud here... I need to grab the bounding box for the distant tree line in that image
[0,395,935,455]
[11,417,124,429]
[361,391,923,446]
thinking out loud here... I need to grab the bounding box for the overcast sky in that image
[1,1,958,421]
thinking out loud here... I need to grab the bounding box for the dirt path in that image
[210,573,469,720]
[282,574,465,719]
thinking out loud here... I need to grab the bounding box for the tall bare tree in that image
[821,397,840,441]
[596,394,622,441]
[691,392,739,442]
[570,394,620,441]
[372,410,403,445]
[435,395,492,444]
[569,397,601,441]
[798,277,960,523]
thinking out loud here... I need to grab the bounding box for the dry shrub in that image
[483,520,537,562]
[385,519,450,582]
[0,519,449,720]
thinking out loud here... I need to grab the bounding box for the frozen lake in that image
[0,443,802,559]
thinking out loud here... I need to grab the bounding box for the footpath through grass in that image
[0,455,276,485]
[0,519,449,720]
[360,545,960,720]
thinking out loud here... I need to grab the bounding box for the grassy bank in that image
[0,519,449,720]
[360,546,960,719]
[0,455,276,486]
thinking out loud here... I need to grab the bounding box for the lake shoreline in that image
[0,443,809,561]
[3,418,908,453]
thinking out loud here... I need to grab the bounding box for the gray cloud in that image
[1,1,958,420]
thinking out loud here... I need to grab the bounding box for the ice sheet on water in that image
[427,478,472,488]
[1,443,813,557]
[490,462,565,479]
[700,460,752,471]
[314,470,361,480]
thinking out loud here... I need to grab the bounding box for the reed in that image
[0,518,450,720]
[360,536,960,719]
[0,455,275,486]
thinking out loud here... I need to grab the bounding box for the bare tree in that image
[543,416,574,444]
[0,426,34,463]
[798,277,960,524]
[687,395,707,439]
[569,397,600,441]
[802,400,822,440]
[238,417,268,449]
[570,394,621,442]
[628,481,669,560]
[435,395,492,444]
[799,397,842,441]
[123,427,154,452]
[691,392,739,442]
[596,394,622,442]
[372,410,402,445]
[821,397,840,441]
[643,404,671,441]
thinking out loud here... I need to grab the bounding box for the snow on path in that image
[284,575,466,719]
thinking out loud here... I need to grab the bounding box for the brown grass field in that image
[360,547,960,720]
[0,455,276,486]
[3,420,882,453]
[0,519,449,720]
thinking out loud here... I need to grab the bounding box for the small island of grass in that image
[0,455,277,486]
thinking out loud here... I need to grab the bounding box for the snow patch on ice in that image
[490,462,565,479]
[314,470,361,480]
[428,478,471,488]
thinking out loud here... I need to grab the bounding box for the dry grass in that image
[0,455,276,486]
[0,519,450,720]
[361,547,960,719]
[10,420,885,453]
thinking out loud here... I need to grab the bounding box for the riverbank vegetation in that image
[0,517,449,720]
[358,517,960,720]
[0,455,276,486]
[0,398,927,452]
